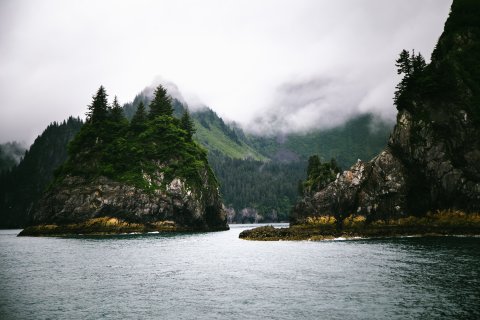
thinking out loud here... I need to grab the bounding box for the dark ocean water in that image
[0,224,479,320]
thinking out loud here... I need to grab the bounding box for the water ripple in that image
[0,227,479,320]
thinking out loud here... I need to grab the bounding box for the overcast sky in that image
[0,0,452,144]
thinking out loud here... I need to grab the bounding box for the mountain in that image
[123,90,267,161]
[20,86,228,235]
[248,114,392,166]
[0,117,83,228]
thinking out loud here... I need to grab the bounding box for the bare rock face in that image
[31,171,228,231]
[292,149,409,223]
[292,0,480,223]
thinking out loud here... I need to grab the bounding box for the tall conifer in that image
[180,109,196,138]
[87,86,109,124]
[148,85,173,119]
[131,101,147,132]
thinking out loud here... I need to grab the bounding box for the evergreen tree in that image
[148,85,173,119]
[412,52,426,74]
[130,101,147,132]
[87,86,109,124]
[394,50,427,108]
[110,96,126,123]
[180,109,196,139]
[395,49,412,76]
[303,155,340,194]
[307,155,321,177]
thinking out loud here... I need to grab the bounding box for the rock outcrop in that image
[38,172,226,228]
[20,166,228,235]
[292,0,480,224]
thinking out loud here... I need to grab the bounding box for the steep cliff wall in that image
[25,167,227,234]
[292,0,480,224]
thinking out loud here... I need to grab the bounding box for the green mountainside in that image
[0,117,83,227]
[124,92,267,161]
[249,114,392,166]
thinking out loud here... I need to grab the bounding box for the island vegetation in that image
[19,85,228,236]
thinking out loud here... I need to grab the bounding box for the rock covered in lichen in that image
[23,165,228,235]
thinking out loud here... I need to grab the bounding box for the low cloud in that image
[0,141,26,165]
[247,72,397,135]
[0,0,452,144]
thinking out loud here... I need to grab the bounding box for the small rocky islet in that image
[19,86,228,236]
[242,0,480,241]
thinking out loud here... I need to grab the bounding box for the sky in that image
[0,0,452,145]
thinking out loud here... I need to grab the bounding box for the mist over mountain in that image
[0,1,452,144]
[0,142,26,173]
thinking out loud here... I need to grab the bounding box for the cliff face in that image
[29,166,227,232]
[292,0,480,224]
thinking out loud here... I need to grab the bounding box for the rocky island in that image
[241,0,480,241]
[19,85,228,236]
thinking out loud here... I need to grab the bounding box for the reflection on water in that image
[0,225,479,320]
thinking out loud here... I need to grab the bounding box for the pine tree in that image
[87,86,109,124]
[394,50,427,108]
[395,49,412,76]
[412,52,426,74]
[130,101,147,132]
[148,85,173,119]
[180,109,196,138]
[307,155,321,177]
[110,96,126,123]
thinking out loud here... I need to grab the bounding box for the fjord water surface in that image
[1,225,479,320]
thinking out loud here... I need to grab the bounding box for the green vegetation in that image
[299,155,341,196]
[394,0,480,122]
[249,114,392,167]
[209,152,306,222]
[56,85,215,192]
[193,110,267,161]
[0,117,83,228]
[393,49,426,111]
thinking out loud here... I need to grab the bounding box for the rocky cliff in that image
[292,0,480,224]
[20,168,227,236]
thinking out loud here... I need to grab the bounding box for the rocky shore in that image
[18,216,229,237]
[19,174,229,236]
[239,211,480,241]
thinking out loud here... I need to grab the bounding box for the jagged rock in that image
[292,0,480,223]
[292,149,408,223]
[28,170,228,232]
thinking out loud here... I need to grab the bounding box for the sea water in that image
[0,224,479,319]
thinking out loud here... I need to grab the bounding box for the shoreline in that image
[17,217,229,237]
[239,211,480,241]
